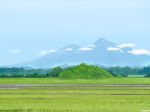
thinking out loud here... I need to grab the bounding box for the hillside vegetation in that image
[59,64,112,79]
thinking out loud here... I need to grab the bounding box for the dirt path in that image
[0,84,150,89]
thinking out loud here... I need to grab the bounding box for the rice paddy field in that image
[0,78,150,112]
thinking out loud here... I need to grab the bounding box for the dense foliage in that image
[0,64,149,78]
[105,66,150,77]
[0,67,50,78]
[145,73,150,77]
[47,67,63,77]
[59,64,112,79]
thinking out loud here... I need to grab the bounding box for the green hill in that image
[59,63,113,79]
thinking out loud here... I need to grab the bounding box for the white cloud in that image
[65,48,73,51]
[88,45,96,48]
[78,47,93,51]
[9,49,21,54]
[39,49,57,56]
[128,49,150,55]
[117,43,136,48]
[120,50,124,53]
[107,47,121,51]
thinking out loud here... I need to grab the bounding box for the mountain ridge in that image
[15,38,150,68]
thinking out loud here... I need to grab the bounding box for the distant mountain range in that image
[17,38,150,68]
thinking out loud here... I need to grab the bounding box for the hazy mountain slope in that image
[18,38,150,68]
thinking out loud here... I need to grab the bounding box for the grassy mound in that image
[59,63,113,79]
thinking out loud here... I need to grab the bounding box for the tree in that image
[47,67,63,77]
[145,73,150,77]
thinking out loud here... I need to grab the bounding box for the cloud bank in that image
[117,43,136,48]
[39,49,57,56]
[107,43,150,56]
[128,49,150,55]
[78,47,93,51]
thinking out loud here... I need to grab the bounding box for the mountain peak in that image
[94,38,115,47]
[96,38,108,42]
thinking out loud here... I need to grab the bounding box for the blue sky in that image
[0,0,150,65]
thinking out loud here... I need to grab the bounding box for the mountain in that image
[19,38,150,68]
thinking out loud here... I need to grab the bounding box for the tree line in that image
[105,66,150,77]
[0,64,149,78]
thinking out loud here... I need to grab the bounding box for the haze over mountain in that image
[1,0,150,66]
[19,38,150,68]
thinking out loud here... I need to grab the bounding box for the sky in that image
[0,0,150,65]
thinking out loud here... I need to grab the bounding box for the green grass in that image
[0,78,149,112]
[0,85,149,112]
[0,78,149,84]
